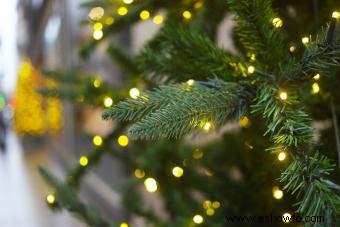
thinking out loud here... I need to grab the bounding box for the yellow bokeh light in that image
[272,17,283,28]
[144,178,158,193]
[282,213,292,223]
[194,1,203,9]
[302,36,310,45]
[89,7,104,20]
[118,7,128,16]
[272,186,284,200]
[120,222,129,227]
[193,149,204,159]
[134,169,145,179]
[278,152,286,161]
[206,208,215,216]
[105,17,114,25]
[279,91,287,101]
[289,45,296,53]
[93,79,101,88]
[79,156,89,167]
[93,135,103,146]
[250,54,256,61]
[153,15,164,25]
[187,79,195,86]
[203,200,211,209]
[312,83,320,94]
[201,122,212,131]
[183,11,192,19]
[212,201,221,209]
[103,97,113,107]
[172,166,184,178]
[93,30,103,40]
[140,10,150,20]
[93,22,103,31]
[239,116,250,128]
[332,11,340,19]
[247,66,255,74]
[118,135,129,147]
[46,194,56,204]
[313,74,320,80]
[129,88,140,99]
[123,0,133,4]
[193,215,204,224]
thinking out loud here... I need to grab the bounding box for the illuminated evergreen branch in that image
[227,0,288,70]
[138,25,245,82]
[281,154,340,227]
[105,79,253,139]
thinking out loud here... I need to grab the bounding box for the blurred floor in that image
[0,130,84,227]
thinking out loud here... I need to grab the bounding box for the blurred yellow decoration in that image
[183,11,192,19]
[13,60,63,135]
[272,17,283,28]
[144,178,158,192]
[118,7,128,16]
[120,223,129,227]
[312,83,320,94]
[93,135,103,146]
[193,149,204,159]
[278,151,286,161]
[118,134,129,147]
[172,166,184,178]
[193,215,204,224]
[89,7,104,20]
[134,169,145,179]
[239,116,250,128]
[140,10,150,20]
[153,15,164,24]
[79,156,89,167]
[46,194,56,204]
[272,186,284,200]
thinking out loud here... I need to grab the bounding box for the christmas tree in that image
[40,0,340,226]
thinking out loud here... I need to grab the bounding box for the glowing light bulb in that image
[278,152,286,161]
[302,36,310,45]
[120,223,129,227]
[239,116,250,128]
[118,135,129,147]
[105,17,114,25]
[89,7,104,20]
[187,79,195,86]
[183,11,192,19]
[134,169,145,179]
[144,178,158,192]
[202,122,212,131]
[282,213,292,223]
[313,74,320,80]
[93,22,103,30]
[279,91,287,100]
[247,66,255,74]
[203,200,211,209]
[93,79,101,88]
[118,7,128,16]
[272,186,284,200]
[193,215,204,224]
[193,149,203,159]
[103,97,113,107]
[140,10,150,20]
[332,11,340,19]
[93,135,103,146]
[212,201,221,208]
[289,45,296,53]
[272,17,283,27]
[172,166,184,178]
[46,194,56,204]
[79,156,89,166]
[312,83,320,94]
[153,15,164,25]
[93,30,103,40]
[129,88,140,99]
[123,0,133,4]
[206,208,215,216]
[194,1,203,9]
[250,54,256,61]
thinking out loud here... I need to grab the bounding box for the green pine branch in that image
[138,25,246,83]
[104,79,253,139]
[227,0,288,70]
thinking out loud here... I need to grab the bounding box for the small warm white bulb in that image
[278,152,286,161]
[279,91,288,100]
[248,66,255,74]
[272,17,283,28]
[193,215,204,224]
[144,178,158,192]
[332,11,340,19]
